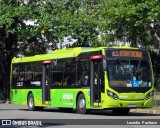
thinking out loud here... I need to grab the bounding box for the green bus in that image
[10,47,154,114]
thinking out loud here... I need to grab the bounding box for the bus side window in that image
[63,58,76,87]
[12,64,18,86]
[26,73,33,81]
[17,75,24,81]
[50,60,64,87]
[77,57,90,86]
[34,73,42,81]
[34,62,42,81]
[79,71,89,86]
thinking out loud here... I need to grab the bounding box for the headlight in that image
[107,90,119,100]
[145,91,154,100]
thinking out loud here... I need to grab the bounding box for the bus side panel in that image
[31,89,43,106]
[50,89,90,109]
[11,89,43,106]
[11,89,28,105]
[50,89,75,108]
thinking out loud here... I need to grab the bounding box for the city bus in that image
[10,47,154,114]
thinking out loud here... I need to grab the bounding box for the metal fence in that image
[154,90,160,107]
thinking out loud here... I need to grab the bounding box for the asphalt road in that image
[0,103,160,128]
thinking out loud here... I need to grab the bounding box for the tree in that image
[98,0,160,49]
[53,0,101,47]
[0,0,101,98]
[0,0,56,98]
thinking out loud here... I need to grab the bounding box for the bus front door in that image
[42,64,51,104]
[90,60,104,107]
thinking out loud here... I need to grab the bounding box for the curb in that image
[131,109,160,114]
[0,100,6,104]
[5,100,11,104]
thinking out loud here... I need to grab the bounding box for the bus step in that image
[91,106,101,109]
[94,100,100,102]
[44,101,51,105]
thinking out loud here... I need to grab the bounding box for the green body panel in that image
[11,89,43,106]
[101,91,153,109]
[11,88,91,108]
[50,89,90,108]
[11,87,153,109]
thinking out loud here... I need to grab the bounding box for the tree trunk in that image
[155,33,160,46]
[2,61,11,100]
[2,32,18,100]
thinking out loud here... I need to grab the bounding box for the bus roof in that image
[12,46,140,63]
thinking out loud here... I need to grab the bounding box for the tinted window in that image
[77,57,90,86]
[12,62,42,87]
[107,59,151,88]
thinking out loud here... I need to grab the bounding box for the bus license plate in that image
[128,104,136,107]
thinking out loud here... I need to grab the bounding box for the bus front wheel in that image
[113,108,130,115]
[76,93,88,114]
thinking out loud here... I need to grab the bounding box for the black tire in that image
[28,93,35,111]
[113,108,130,115]
[59,108,73,112]
[119,108,130,115]
[76,93,88,114]
[36,107,44,111]
[27,93,44,111]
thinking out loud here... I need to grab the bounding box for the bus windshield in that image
[107,59,151,88]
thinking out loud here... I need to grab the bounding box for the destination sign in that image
[110,81,127,86]
[112,51,142,57]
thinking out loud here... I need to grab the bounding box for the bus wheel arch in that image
[76,91,83,104]
[76,92,88,114]
[27,91,33,100]
[27,91,33,106]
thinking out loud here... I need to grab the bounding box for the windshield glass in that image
[108,59,151,88]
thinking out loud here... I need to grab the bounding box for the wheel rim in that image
[29,97,33,108]
[79,99,85,110]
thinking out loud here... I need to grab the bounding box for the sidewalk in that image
[0,100,6,104]
[0,99,11,104]
[131,108,160,114]
[0,91,6,103]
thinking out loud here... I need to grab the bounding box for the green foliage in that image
[150,50,160,80]
[98,0,160,48]
[0,0,102,92]
[0,0,160,56]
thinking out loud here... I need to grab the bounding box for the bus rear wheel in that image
[76,93,88,114]
[28,93,35,111]
[28,93,44,111]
